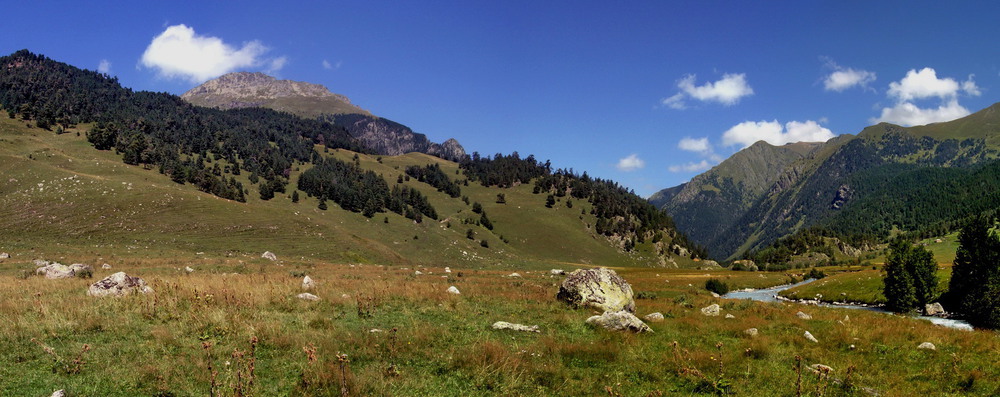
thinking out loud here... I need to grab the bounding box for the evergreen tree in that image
[948,215,1000,328]
[291,190,299,203]
[545,194,556,208]
[318,199,328,210]
[883,238,937,312]
[480,211,493,230]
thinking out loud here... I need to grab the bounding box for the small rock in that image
[34,259,50,267]
[585,310,652,333]
[297,293,320,301]
[444,267,452,273]
[644,312,665,322]
[725,314,735,319]
[492,321,540,332]
[447,286,461,295]
[369,328,383,333]
[508,272,522,278]
[184,266,195,274]
[796,311,813,320]
[88,272,153,297]
[711,292,721,298]
[51,391,65,397]
[550,269,566,276]
[925,302,946,316]
[302,275,316,290]
[918,342,936,350]
[744,328,759,337]
[101,263,112,269]
[262,251,277,261]
[843,315,850,322]
[809,364,834,374]
[804,331,818,343]
[414,270,424,275]
[341,294,351,299]
[701,304,721,316]
[0,252,9,259]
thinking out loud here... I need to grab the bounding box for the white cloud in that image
[616,154,645,172]
[887,67,964,101]
[661,73,753,109]
[97,59,111,74]
[824,68,875,92]
[678,137,711,154]
[140,24,273,83]
[873,68,980,126]
[668,160,712,173]
[265,56,288,74]
[322,60,333,70]
[722,120,835,148]
[871,99,970,126]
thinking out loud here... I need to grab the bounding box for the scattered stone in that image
[37,263,92,279]
[369,328,383,333]
[585,310,652,333]
[447,286,461,295]
[809,364,834,374]
[341,294,351,299]
[918,342,936,350]
[0,252,8,259]
[725,314,736,319]
[804,331,818,343]
[51,391,65,397]
[414,270,424,275]
[556,268,636,313]
[796,311,813,320]
[508,272,522,278]
[492,321,541,333]
[302,275,316,290]
[444,267,452,273]
[701,304,721,316]
[843,315,850,322]
[644,312,665,322]
[101,263,112,270]
[711,292,721,298]
[184,266,195,274]
[550,269,566,276]
[297,293,320,301]
[87,272,153,297]
[925,302,946,316]
[262,251,277,261]
[33,259,50,267]
[744,328,759,337]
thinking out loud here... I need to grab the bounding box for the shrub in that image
[705,278,729,295]
[635,291,658,300]
[805,268,827,280]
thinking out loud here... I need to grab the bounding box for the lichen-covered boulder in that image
[557,268,635,313]
[37,263,92,279]
[925,302,946,316]
[87,272,153,297]
[644,312,665,322]
[585,311,652,333]
[302,275,316,290]
[701,304,721,316]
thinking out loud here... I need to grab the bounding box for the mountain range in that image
[651,105,1000,260]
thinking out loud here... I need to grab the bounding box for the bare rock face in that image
[327,114,466,161]
[88,272,153,297]
[585,311,652,333]
[557,268,635,313]
[180,72,369,115]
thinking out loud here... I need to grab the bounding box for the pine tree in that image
[882,238,937,313]
[948,215,1000,328]
[291,190,300,203]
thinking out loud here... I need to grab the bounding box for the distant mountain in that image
[653,104,1000,260]
[182,72,466,161]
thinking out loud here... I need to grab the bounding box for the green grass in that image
[780,267,952,306]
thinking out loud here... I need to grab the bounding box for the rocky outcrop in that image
[181,72,369,115]
[585,311,652,333]
[87,272,153,297]
[925,302,946,316]
[556,268,635,313]
[491,321,540,333]
[325,114,466,161]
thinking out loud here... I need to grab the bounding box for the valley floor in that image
[1,254,997,396]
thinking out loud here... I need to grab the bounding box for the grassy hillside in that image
[0,116,692,270]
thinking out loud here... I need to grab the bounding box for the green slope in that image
[0,116,694,269]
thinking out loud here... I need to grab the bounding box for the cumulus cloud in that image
[678,137,711,154]
[140,24,278,83]
[265,56,288,74]
[668,160,712,173]
[97,59,111,74]
[661,73,753,109]
[722,120,834,148]
[873,68,980,126]
[824,67,875,92]
[616,154,645,172]
[873,99,971,126]
[322,60,333,70]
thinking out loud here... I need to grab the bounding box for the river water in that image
[723,278,974,331]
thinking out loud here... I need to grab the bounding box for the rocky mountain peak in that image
[180,72,367,115]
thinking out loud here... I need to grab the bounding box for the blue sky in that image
[4,1,999,196]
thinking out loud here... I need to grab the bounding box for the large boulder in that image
[925,302,946,316]
[585,311,652,333]
[0,252,9,259]
[556,268,635,313]
[87,272,153,297]
[37,263,92,279]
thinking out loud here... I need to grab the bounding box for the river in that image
[723,278,974,331]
